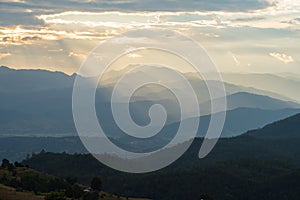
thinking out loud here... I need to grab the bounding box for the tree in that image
[45,191,66,200]
[1,159,9,168]
[199,194,213,200]
[14,162,24,168]
[66,176,77,185]
[91,176,102,191]
[65,184,84,199]
[83,191,99,200]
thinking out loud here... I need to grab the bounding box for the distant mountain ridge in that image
[0,66,75,92]
[1,109,300,161]
[223,73,300,103]
[180,107,300,138]
[0,65,296,102]
[199,91,300,114]
[246,113,300,139]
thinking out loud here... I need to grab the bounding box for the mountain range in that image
[223,73,300,103]
[1,65,299,139]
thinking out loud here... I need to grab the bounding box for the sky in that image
[0,0,299,75]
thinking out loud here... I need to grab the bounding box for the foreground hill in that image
[0,184,44,200]
[21,113,300,200]
[0,160,150,200]
[0,183,149,200]
[22,143,300,200]
[0,137,88,161]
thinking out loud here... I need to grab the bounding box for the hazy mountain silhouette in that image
[101,66,295,103]
[1,66,299,139]
[1,108,300,161]
[0,66,75,92]
[199,92,300,114]
[223,73,300,103]
[164,107,300,138]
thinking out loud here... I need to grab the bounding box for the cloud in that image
[36,3,300,32]
[229,52,241,66]
[232,16,265,22]
[0,26,52,45]
[68,51,87,59]
[1,0,299,35]
[0,0,298,52]
[0,0,26,2]
[37,11,227,29]
[0,3,45,26]
[21,36,41,41]
[282,17,300,25]
[269,52,294,64]
[0,52,11,59]
[0,0,299,76]
[127,53,142,58]
[0,25,112,46]
[48,48,63,52]
[0,0,277,12]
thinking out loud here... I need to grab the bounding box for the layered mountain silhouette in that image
[1,108,300,161]
[199,92,300,114]
[0,65,300,138]
[223,73,300,103]
[165,107,300,138]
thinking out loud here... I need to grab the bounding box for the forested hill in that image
[246,113,300,139]
[21,113,300,200]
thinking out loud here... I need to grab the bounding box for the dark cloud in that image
[0,11,44,26]
[21,36,41,41]
[281,18,300,25]
[0,2,45,26]
[2,37,11,42]
[233,16,265,22]
[119,0,276,12]
[0,36,41,44]
[1,0,276,12]
[0,0,276,26]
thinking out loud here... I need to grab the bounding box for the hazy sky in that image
[0,0,299,75]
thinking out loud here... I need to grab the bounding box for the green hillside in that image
[0,159,150,200]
